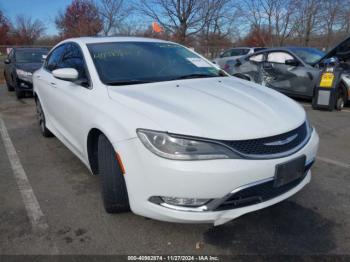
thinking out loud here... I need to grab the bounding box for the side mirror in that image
[52,68,78,81]
[235,58,242,66]
[41,55,47,62]
[285,59,299,66]
[4,59,10,64]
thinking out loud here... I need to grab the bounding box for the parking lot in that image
[0,84,350,256]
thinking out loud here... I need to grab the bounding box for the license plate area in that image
[274,155,306,188]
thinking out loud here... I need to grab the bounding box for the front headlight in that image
[137,129,240,160]
[16,69,32,80]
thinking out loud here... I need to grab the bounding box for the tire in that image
[335,85,347,111]
[15,87,24,99]
[98,134,130,213]
[4,73,14,92]
[36,98,54,137]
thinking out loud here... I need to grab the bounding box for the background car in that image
[4,47,49,99]
[226,40,350,110]
[212,47,265,69]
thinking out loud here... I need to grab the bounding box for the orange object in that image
[116,153,126,174]
[152,22,163,33]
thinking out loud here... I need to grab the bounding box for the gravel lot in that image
[0,84,349,258]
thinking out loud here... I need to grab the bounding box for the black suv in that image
[4,47,49,99]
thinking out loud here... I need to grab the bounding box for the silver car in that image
[226,40,350,110]
[212,47,265,69]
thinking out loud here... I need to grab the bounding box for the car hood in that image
[15,63,42,73]
[320,36,350,62]
[107,77,306,140]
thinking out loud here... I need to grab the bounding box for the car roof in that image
[225,47,259,50]
[13,47,49,51]
[61,36,172,45]
[254,46,320,53]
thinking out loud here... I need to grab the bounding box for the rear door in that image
[35,44,66,127]
[263,51,315,97]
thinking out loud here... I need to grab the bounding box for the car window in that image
[88,42,221,85]
[231,49,250,56]
[288,48,324,65]
[254,48,265,52]
[249,53,264,62]
[267,52,294,64]
[59,44,87,80]
[45,45,66,72]
[221,50,232,58]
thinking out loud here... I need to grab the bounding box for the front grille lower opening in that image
[214,161,314,211]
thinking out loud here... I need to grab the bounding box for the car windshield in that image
[88,42,222,85]
[289,47,325,65]
[226,49,250,57]
[15,50,47,63]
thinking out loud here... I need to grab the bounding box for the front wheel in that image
[98,134,130,213]
[15,87,24,99]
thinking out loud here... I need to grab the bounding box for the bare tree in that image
[98,0,132,36]
[339,0,350,35]
[293,0,322,46]
[138,0,223,44]
[262,0,298,46]
[0,9,11,45]
[12,15,46,45]
[198,0,235,57]
[318,0,343,48]
[238,0,298,47]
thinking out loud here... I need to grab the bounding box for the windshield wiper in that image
[172,73,219,80]
[106,80,152,86]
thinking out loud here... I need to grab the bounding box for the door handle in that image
[36,75,41,79]
[50,82,57,87]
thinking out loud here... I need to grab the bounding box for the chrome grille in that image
[223,122,308,158]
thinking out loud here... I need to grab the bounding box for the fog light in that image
[161,196,210,207]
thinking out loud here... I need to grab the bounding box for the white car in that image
[33,37,319,226]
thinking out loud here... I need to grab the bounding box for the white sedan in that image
[33,37,319,226]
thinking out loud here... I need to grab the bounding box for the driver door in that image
[263,51,315,96]
[48,43,92,157]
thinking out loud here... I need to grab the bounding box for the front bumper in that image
[16,79,33,90]
[115,129,319,225]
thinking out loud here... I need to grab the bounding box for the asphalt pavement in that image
[0,85,350,256]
